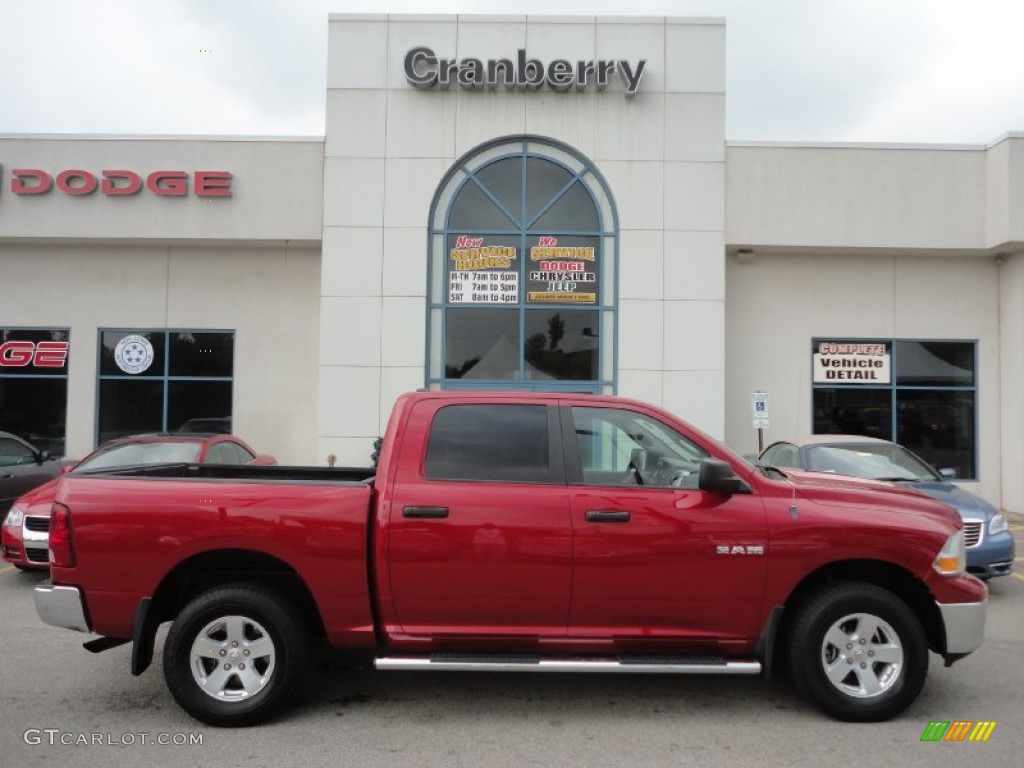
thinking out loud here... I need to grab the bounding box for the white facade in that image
[2,14,1024,511]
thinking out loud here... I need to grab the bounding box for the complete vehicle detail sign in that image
[813,341,891,383]
[405,47,647,96]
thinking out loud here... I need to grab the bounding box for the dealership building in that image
[2,15,1023,511]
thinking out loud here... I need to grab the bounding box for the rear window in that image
[424,404,552,483]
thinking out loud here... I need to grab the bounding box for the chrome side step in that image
[375,655,761,675]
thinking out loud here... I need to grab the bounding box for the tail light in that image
[49,503,76,568]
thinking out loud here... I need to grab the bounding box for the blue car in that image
[759,435,1015,580]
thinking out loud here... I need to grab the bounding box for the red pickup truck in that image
[35,391,986,727]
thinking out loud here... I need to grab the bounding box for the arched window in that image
[427,137,618,393]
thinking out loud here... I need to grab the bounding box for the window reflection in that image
[524,311,598,380]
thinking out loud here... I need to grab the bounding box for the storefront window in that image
[811,339,977,479]
[0,328,69,455]
[97,330,234,444]
[428,137,617,393]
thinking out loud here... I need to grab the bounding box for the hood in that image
[14,478,59,515]
[898,481,995,521]
[784,469,961,530]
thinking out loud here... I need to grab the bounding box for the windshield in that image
[803,443,940,482]
[77,441,202,471]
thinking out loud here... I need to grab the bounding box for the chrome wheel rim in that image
[190,615,276,702]
[820,612,904,699]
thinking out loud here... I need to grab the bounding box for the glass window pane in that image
[524,157,575,224]
[0,329,70,376]
[474,157,523,226]
[98,380,164,443]
[425,404,551,482]
[571,406,708,488]
[531,180,600,231]
[447,179,517,230]
[0,437,36,464]
[168,381,233,434]
[100,331,165,377]
[524,310,599,381]
[446,234,521,306]
[0,379,68,456]
[445,308,520,380]
[897,390,975,479]
[895,342,974,386]
[526,236,599,305]
[812,388,892,440]
[169,332,234,377]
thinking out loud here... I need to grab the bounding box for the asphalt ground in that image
[1,517,1022,768]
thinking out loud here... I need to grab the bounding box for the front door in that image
[563,404,768,651]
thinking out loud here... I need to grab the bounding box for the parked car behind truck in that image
[2,432,275,570]
[35,392,986,727]
[759,435,1014,579]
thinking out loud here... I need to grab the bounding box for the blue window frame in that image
[426,136,618,394]
[811,339,977,479]
[96,329,234,444]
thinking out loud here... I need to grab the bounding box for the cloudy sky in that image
[2,0,1022,144]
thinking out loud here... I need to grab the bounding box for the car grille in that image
[25,547,49,564]
[962,521,982,548]
[24,516,50,533]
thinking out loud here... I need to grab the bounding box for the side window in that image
[203,443,235,464]
[0,437,36,466]
[228,442,256,464]
[571,407,709,489]
[425,404,552,483]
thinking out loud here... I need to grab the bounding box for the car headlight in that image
[4,505,24,528]
[988,514,1008,536]
[933,531,966,576]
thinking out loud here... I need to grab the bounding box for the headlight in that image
[933,531,966,576]
[4,505,24,528]
[989,514,1008,536]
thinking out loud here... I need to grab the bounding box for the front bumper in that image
[937,599,987,654]
[35,581,90,633]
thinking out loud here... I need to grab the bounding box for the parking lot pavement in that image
[2,550,1023,767]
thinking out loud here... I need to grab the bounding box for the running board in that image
[375,654,761,675]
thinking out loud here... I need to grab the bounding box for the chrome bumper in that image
[937,599,986,654]
[35,581,90,633]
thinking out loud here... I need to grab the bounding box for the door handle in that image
[585,510,631,523]
[402,506,450,519]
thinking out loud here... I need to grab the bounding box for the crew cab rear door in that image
[383,398,571,642]
[562,402,768,647]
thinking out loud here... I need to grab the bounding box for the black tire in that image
[787,582,928,722]
[163,583,310,727]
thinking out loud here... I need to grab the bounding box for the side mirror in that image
[698,458,744,495]
[60,464,75,475]
[938,467,957,480]
[38,449,52,463]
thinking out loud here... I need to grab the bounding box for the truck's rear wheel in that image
[163,583,310,727]
[788,582,927,722]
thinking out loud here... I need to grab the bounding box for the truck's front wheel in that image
[163,583,310,727]
[788,582,928,722]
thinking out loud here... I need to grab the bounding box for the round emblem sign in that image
[114,334,154,375]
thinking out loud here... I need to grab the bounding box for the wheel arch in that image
[778,560,945,654]
[132,548,326,676]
